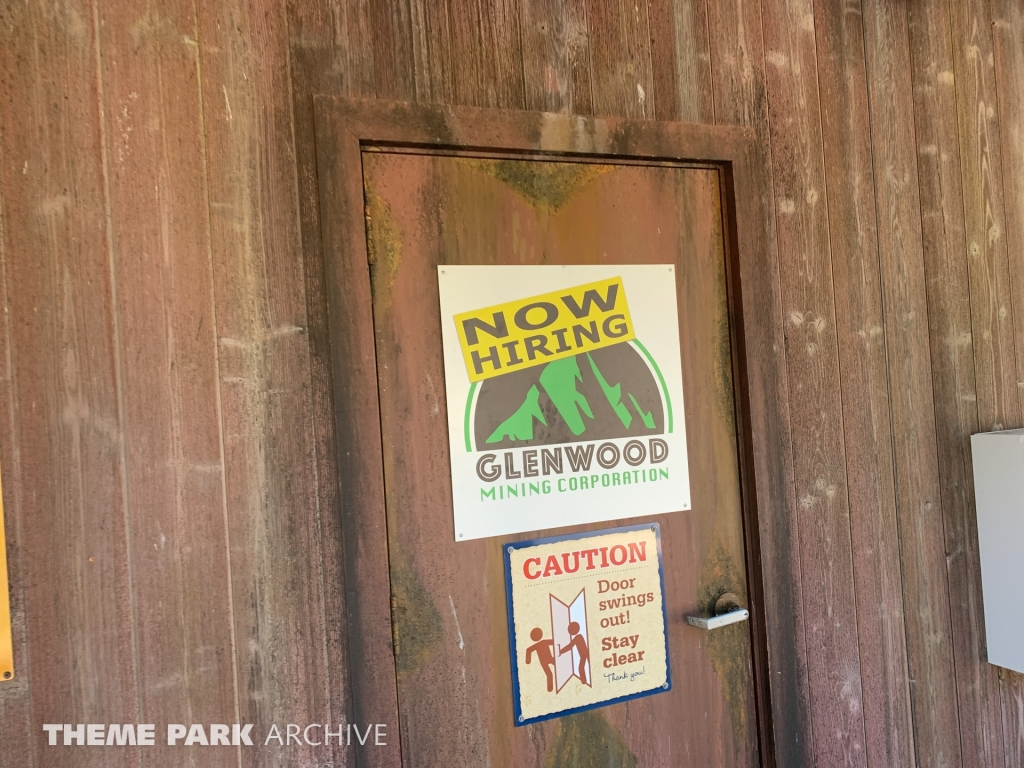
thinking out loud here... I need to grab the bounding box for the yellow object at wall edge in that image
[0,462,13,681]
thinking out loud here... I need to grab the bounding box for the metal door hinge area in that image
[686,591,749,631]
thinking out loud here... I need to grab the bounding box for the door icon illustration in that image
[551,589,590,691]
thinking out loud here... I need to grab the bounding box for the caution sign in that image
[438,265,691,541]
[504,524,671,725]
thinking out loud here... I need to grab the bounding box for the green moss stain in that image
[713,305,736,429]
[469,160,610,212]
[711,229,737,430]
[364,181,402,306]
[698,542,749,743]
[389,550,442,683]
[545,711,637,768]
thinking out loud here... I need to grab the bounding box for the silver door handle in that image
[685,608,749,630]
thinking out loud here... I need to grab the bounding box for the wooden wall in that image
[1,0,1023,766]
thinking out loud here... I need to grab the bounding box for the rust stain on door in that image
[545,711,637,768]
[390,549,442,683]
[699,541,750,741]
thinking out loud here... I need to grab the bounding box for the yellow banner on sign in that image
[454,277,635,382]
[0,463,12,682]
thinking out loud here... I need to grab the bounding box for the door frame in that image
[313,97,792,768]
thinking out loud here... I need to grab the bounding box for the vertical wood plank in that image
[342,0,377,98]
[366,0,417,101]
[646,0,679,120]
[906,1,1011,766]
[947,0,1019,435]
[860,2,965,766]
[0,2,140,766]
[989,0,1024,406]
[520,0,594,114]
[813,2,916,766]
[758,2,869,765]
[1000,672,1024,767]
[942,3,1024,761]
[586,0,655,118]
[95,3,241,764]
[446,0,526,109]
[990,0,1024,759]
[198,1,346,765]
[707,3,810,765]
[408,0,455,104]
[286,5,375,765]
[313,101,403,768]
[0,81,35,768]
[707,1,770,129]
[647,0,713,123]
[286,2,391,766]
[990,0,1024,404]
[287,0,400,101]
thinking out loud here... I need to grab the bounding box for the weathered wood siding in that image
[1,0,1022,766]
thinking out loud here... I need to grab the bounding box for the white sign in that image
[438,265,690,540]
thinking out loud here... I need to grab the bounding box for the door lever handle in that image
[686,591,749,630]
[685,608,749,630]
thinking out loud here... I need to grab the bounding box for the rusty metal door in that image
[363,149,763,767]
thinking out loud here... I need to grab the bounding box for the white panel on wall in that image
[971,429,1024,675]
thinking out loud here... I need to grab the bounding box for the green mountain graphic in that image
[485,353,655,444]
[485,383,547,443]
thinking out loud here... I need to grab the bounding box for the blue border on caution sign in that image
[503,522,672,727]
